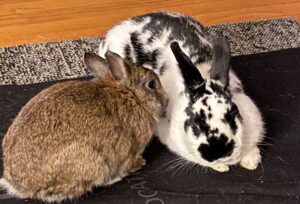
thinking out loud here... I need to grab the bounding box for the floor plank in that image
[0,0,299,47]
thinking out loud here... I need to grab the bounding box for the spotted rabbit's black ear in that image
[210,37,231,88]
[170,42,205,100]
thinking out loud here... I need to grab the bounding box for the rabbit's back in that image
[4,81,126,152]
[100,12,212,71]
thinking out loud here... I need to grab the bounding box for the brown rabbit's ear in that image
[105,51,128,82]
[84,53,111,79]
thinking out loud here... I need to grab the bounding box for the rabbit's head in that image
[85,51,166,119]
[169,38,244,167]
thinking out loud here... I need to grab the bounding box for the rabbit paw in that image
[240,147,261,170]
[210,163,229,172]
[104,176,123,186]
[129,157,146,173]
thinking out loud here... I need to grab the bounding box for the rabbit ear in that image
[170,42,205,94]
[210,37,231,87]
[105,51,128,82]
[84,53,111,79]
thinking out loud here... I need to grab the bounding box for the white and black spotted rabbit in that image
[99,12,265,172]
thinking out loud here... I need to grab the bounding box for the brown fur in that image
[1,52,165,202]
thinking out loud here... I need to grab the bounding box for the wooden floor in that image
[0,0,299,47]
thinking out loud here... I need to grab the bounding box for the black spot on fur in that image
[192,124,201,137]
[194,109,210,136]
[184,104,210,137]
[130,32,160,69]
[130,32,145,65]
[208,106,211,111]
[124,44,131,60]
[198,134,235,162]
[223,104,239,134]
[217,100,222,104]
[200,109,206,119]
[210,128,219,135]
[150,49,159,69]
[202,97,208,106]
[204,90,212,95]
[208,113,212,119]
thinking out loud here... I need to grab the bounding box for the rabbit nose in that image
[198,134,235,162]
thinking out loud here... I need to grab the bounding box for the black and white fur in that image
[98,12,264,172]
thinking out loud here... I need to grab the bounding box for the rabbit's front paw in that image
[240,147,261,170]
[210,163,229,172]
[104,176,123,186]
[129,156,146,173]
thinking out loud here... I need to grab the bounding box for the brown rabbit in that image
[0,51,165,202]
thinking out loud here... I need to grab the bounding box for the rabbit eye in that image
[146,79,157,91]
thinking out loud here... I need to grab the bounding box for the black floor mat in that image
[0,48,300,203]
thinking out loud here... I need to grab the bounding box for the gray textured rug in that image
[0,18,299,85]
